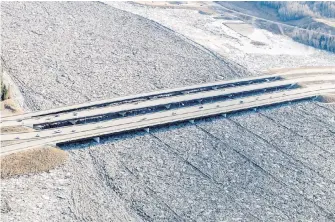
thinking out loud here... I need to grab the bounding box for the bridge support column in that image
[313,95,319,100]
[93,137,100,143]
[35,126,42,130]
[69,120,78,125]
[288,83,297,89]
[119,111,127,117]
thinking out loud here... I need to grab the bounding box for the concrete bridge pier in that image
[69,120,78,125]
[93,137,100,143]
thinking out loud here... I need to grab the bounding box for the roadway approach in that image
[1,72,334,156]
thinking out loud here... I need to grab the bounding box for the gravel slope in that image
[1,2,335,222]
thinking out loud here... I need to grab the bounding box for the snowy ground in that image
[107,1,335,73]
[1,2,335,222]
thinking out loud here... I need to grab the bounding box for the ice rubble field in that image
[1,2,335,221]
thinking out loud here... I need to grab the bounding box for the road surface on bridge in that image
[3,69,333,122]
[1,84,334,156]
[1,74,334,128]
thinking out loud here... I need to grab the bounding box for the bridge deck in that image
[2,85,334,156]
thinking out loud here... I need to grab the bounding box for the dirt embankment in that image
[1,60,68,179]
[1,112,68,179]
[1,147,68,179]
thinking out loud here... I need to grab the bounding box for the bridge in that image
[1,72,334,156]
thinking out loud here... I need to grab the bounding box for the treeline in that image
[255,2,335,52]
[229,6,335,52]
[260,2,335,21]
[256,18,335,52]
[291,28,335,52]
[311,2,335,18]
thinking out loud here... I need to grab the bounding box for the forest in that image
[260,2,335,20]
